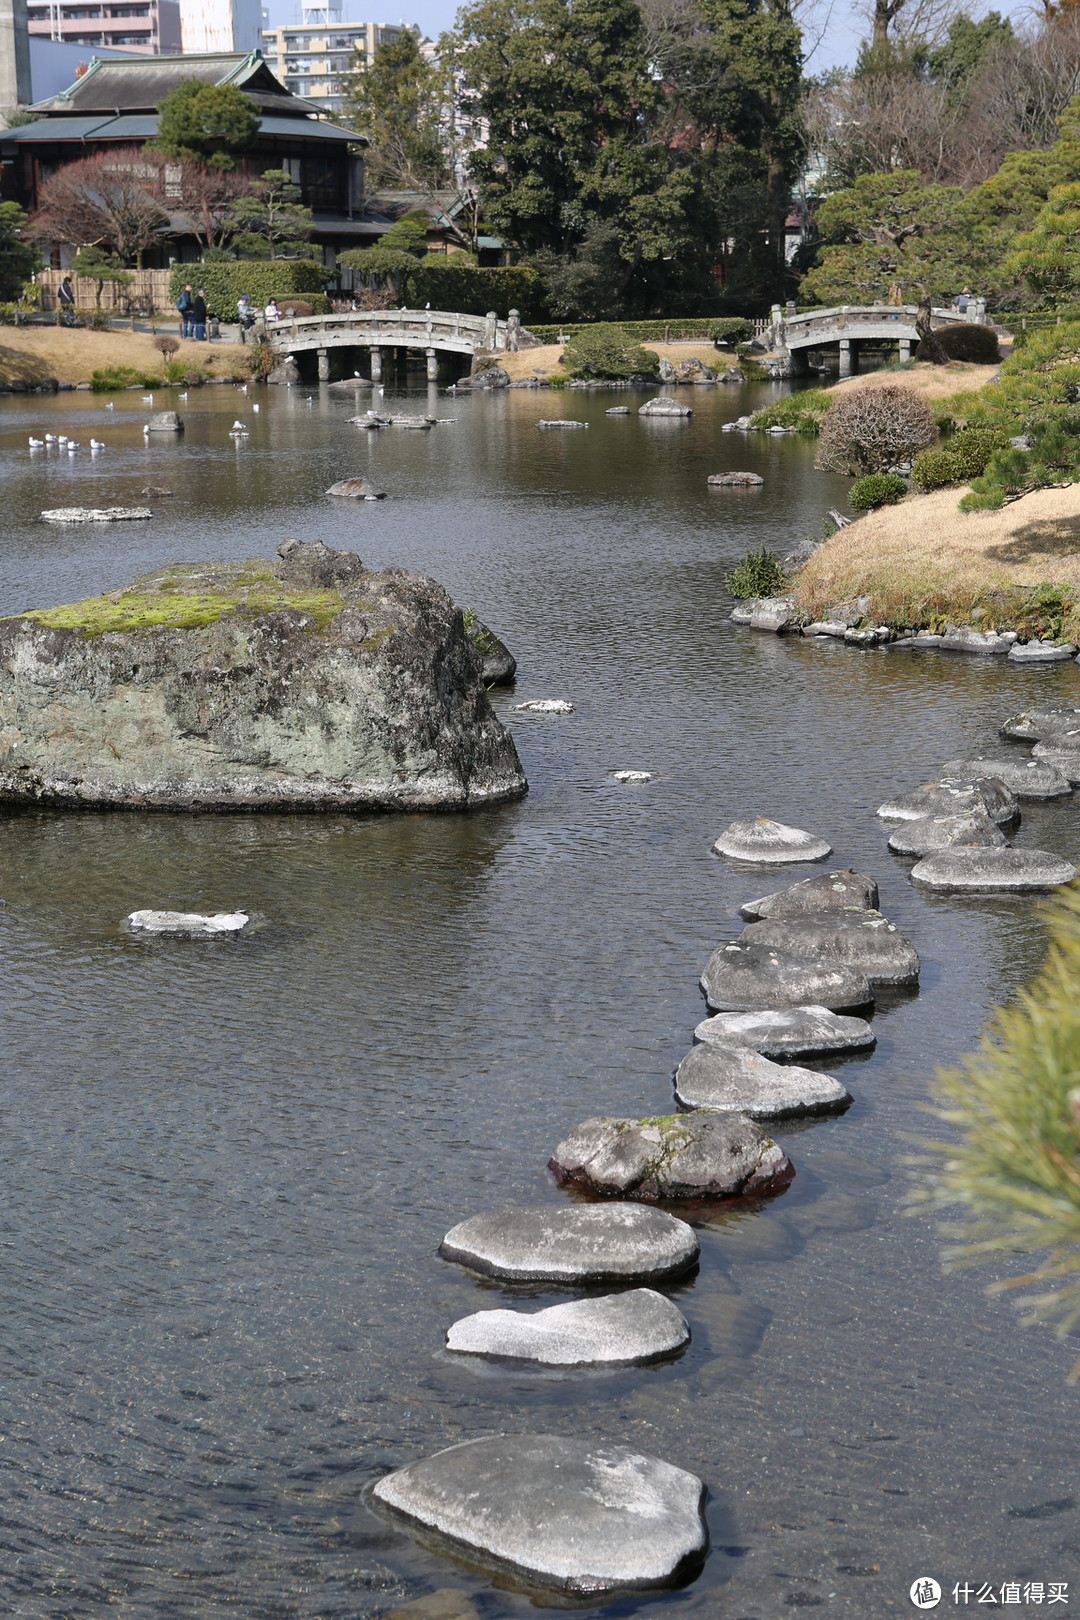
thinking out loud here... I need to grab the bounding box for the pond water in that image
[0,376,1078,1620]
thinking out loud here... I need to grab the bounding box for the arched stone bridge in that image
[766,301,990,376]
[262,307,530,381]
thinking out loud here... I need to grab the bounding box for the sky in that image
[261,0,1035,72]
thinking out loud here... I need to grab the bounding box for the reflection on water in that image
[0,380,1078,1618]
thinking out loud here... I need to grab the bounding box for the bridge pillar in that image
[426,347,439,381]
[370,347,383,383]
[317,348,329,381]
[898,339,912,363]
[838,338,854,378]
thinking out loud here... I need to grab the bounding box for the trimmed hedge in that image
[528,317,754,345]
[401,265,542,320]
[915,322,1000,364]
[168,261,331,319]
[849,472,907,509]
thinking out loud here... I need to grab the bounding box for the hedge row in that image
[526,317,755,344]
[167,261,331,318]
[401,264,542,320]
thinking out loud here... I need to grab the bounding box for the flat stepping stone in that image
[739,909,919,986]
[124,909,253,937]
[548,1113,792,1201]
[708,471,764,486]
[371,1435,707,1595]
[41,507,152,523]
[639,397,692,416]
[1000,703,1080,741]
[700,940,872,1012]
[612,770,652,783]
[326,477,386,499]
[713,817,832,864]
[739,869,878,921]
[877,778,1018,826]
[910,847,1078,892]
[940,756,1071,801]
[694,1005,876,1058]
[439,1204,698,1283]
[887,811,1007,856]
[514,699,573,714]
[605,406,631,415]
[1008,640,1076,663]
[673,1040,851,1117]
[1032,744,1080,784]
[445,1288,689,1366]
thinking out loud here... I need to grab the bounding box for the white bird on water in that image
[44,433,56,443]
[28,436,43,448]
[90,439,104,450]
[252,402,259,413]
[66,442,79,452]
[142,424,150,437]
[178,391,188,400]
[142,394,154,404]
[58,435,68,445]
[105,401,114,410]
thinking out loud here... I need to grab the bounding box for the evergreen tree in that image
[150,80,260,171]
[0,202,39,300]
[341,30,447,192]
[226,169,313,259]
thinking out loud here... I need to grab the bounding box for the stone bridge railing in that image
[262,307,531,379]
[765,301,990,376]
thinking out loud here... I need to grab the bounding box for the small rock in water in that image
[326,478,386,499]
[910,846,1078,892]
[514,698,573,714]
[639,397,692,417]
[1032,744,1080,785]
[887,811,1007,856]
[548,1112,793,1201]
[371,1435,707,1595]
[537,419,588,429]
[440,1203,698,1283]
[707,471,764,487]
[606,406,631,415]
[713,816,832,864]
[694,1005,876,1058]
[125,909,252,937]
[939,626,1014,655]
[940,755,1071,801]
[999,703,1080,742]
[1008,640,1077,663]
[739,869,878,921]
[446,1288,689,1366]
[740,909,919,986]
[877,778,1019,826]
[140,486,173,498]
[673,1040,851,1118]
[613,769,652,783]
[700,940,872,1013]
[748,596,799,633]
[145,410,183,433]
[41,507,152,523]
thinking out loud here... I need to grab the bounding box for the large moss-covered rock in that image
[0,540,526,812]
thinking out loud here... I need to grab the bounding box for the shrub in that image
[280,298,313,317]
[167,260,330,319]
[561,330,659,380]
[915,322,1001,364]
[90,365,159,392]
[154,335,180,356]
[815,385,937,475]
[748,387,832,435]
[947,427,1010,478]
[248,336,277,381]
[849,472,908,509]
[911,447,964,490]
[402,264,543,319]
[960,423,1080,511]
[725,546,787,599]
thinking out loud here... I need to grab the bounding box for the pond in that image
[0,375,1077,1619]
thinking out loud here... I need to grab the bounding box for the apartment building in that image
[25,0,180,53]
[180,0,261,53]
[260,4,407,112]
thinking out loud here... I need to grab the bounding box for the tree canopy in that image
[0,202,39,300]
[149,80,260,171]
[226,168,313,259]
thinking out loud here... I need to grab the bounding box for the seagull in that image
[105,401,114,410]
[44,433,56,443]
[28,436,43,448]
[231,419,245,430]
[178,391,188,401]
[58,435,68,444]
[142,425,150,437]
[252,404,259,413]
[89,439,104,450]
[238,384,248,393]
[66,442,79,452]
[142,394,154,404]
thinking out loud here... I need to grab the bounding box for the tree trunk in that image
[915,294,949,363]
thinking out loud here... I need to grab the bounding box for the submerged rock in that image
[41,507,152,523]
[713,816,832,863]
[326,477,386,499]
[606,406,631,416]
[446,1289,689,1366]
[537,419,587,429]
[739,869,878,920]
[0,542,526,812]
[439,1204,698,1283]
[548,1112,793,1201]
[700,940,872,1012]
[125,909,254,937]
[1032,744,1080,784]
[740,909,919,986]
[145,410,183,432]
[708,471,764,487]
[910,846,1077,892]
[999,703,1080,742]
[371,1435,707,1596]
[613,769,652,782]
[694,1005,876,1058]
[940,755,1071,801]
[673,1040,851,1117]
[877,778,1019,826]
[887,811,1007,855]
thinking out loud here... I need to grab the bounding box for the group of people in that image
[176,284,210,341]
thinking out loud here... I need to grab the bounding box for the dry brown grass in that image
[827,360,1001,402]
[0,326,248,386]
[796,482,1080,626]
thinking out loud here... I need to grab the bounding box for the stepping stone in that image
[700,940,872,1012]
[999,703,1080,742]
[708,471,764,486]
[940,756,1071,801]
[548,1113,793,1200]
[694,1005,876,1058]
[124,909,253,937]
[1032,744,1080,785]
[673,1040,851,1117]
[1008,640,1077,663]
[887,811,1007,856]
[439,1204,698,1283]
[739,909,919,986]
[877,778,1019,826]
[612,770,652,783]
[639,397,692,416]
[939,627,1013,655]
[445,1288,690,1366]
[326,477,386,499]
[910,847,1078,892]
[371,1435,707,1595]
[713,817,832,864]
[739,869,878,921]
[514,699,573,714]
[605,406,631,415]
[41,507,152,523]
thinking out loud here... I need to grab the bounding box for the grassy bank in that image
[494,340,727,382]
[0,327,249,387]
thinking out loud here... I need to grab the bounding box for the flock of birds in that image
[26,387,262,455]
[27,433,105,454]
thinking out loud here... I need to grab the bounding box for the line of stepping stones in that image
[119,705,1080,1599]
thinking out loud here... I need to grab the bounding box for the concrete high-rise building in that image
[260,4,408,112]
[25,0,180,54]
[0,0,33,120]
[180,0,260,54]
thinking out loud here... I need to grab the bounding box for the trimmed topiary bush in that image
[815,385,937,476]
[561,329,659,379]
[911,447,964,489]
[948,428,1010,478]
[849,472,908,509]
[915,322,1000,364]
[167,261,331,319]
[725,546,787,600]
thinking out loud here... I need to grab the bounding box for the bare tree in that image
[29,147,166,265]
[149,158,248,254]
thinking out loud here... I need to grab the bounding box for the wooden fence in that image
[35,268,175,316]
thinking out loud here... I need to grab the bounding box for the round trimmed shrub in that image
[947,428,1010,479]
[915,322,1000,364]
[815,385,937,475]
[911,447,963,489]
[849,472,907,510]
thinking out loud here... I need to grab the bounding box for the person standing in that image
[177,282,194,339]
[955,287,971,316]
[237,293,254,341]
[57,274,76,326]
[192,288,208,342]
[265,298,280,323]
